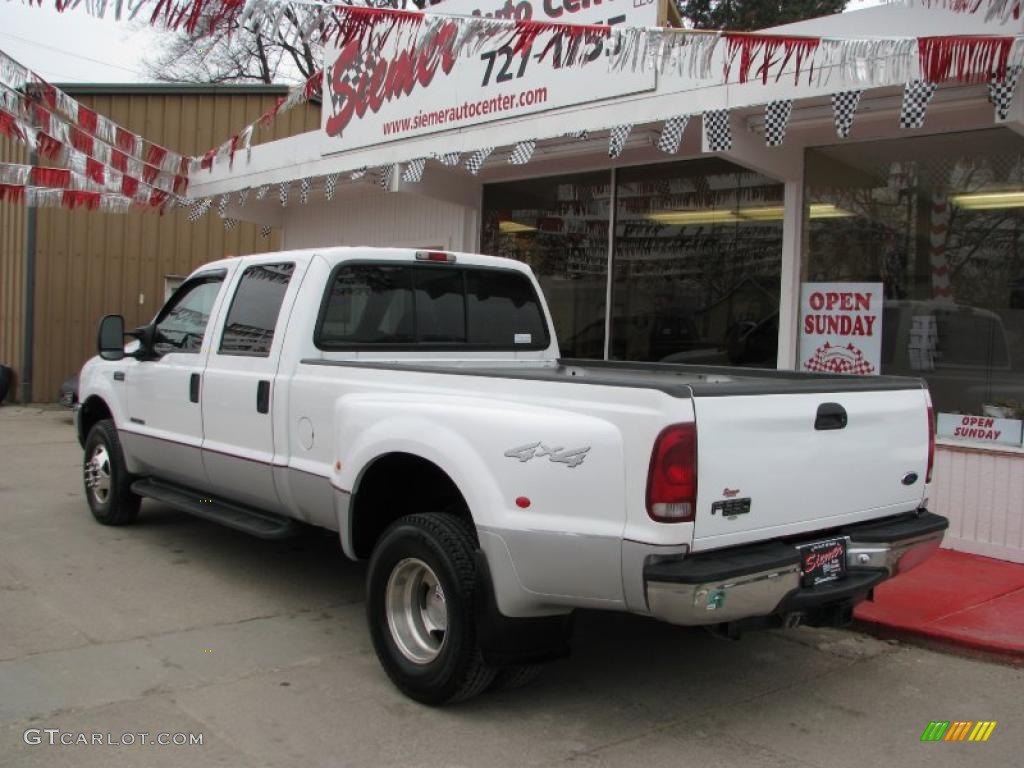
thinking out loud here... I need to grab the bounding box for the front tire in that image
[366,513,495,705]
[83,419,140,526]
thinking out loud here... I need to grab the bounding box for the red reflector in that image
[647,423,697,523]
[515,496,531,509]
[415,250,456,263]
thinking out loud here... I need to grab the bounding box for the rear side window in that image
[317,264,548,350]
[219,263,295,356]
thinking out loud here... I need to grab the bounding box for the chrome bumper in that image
[645,511,947,627]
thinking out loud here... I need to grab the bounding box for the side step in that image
[131,479,299,540]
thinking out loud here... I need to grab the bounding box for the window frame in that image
[313,261,551,352]
[216,261,297,358]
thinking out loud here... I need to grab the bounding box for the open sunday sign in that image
[799,283,883,376]
[936,413,1024,448]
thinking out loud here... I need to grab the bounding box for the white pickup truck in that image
[76,247,948,704]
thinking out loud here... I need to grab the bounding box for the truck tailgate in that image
[691,388,928,550]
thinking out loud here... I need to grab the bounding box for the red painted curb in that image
[853,618,1024,666]
[852,549,1024,664]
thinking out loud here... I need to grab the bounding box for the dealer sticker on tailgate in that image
[798,537,847,587]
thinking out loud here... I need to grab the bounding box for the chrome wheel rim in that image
[385,558,448,665]
[85,444,112,505]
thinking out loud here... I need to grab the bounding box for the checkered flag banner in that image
[324,173,338,201]
[187,197,211,223]
[329,50,374,114]
[436,152,461,167]
[764,100,792,148]
[509,140,536,166]
[223,217,238,232]
[990,66,1023,121]
[279,181,289,207]
[465,147,494,175]
[563,130,588,139]
[803,342,876,375]
[379,164,396,190]
[350,167,368,180]
[608,124,632,159]
[259,224,272,239]
[217,193,229,218]
[255,184,270,200]
[832,90,862,139]
[899,80,938,129]
[238,188,249,207]
[702,110,732,152]
[402,158,426,184]
[300,177,311,204]
[657,116,689,154]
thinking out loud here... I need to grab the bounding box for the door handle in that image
[256,380,271,414]
[815,402,847,431]
[189,373,200,403]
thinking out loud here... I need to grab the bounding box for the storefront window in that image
[612,159,783,366]
[806,129,1024,418]
[481,171,611,358]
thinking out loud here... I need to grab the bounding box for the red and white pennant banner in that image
[0,50,186,210]
[0,182,135,213]
[0,50,190,179]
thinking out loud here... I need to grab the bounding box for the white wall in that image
[933,445,1024,564]
[281,186,478,252]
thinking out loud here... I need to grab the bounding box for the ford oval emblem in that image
[902,472,919,486]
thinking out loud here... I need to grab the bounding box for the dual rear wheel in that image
[367,513,542,705]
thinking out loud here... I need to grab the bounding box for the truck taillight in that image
[926,399,935,484]
[647,423,697,523]
[415,250,456,263]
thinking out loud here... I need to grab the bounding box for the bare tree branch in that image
[141,10,320,85]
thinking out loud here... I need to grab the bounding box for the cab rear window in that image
[316,264,549,350]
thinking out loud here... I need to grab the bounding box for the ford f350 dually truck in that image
[76,247,948,704]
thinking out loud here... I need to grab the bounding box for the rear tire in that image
[83,419,140,526]
[366,513,495,705]
[489,664,543,692]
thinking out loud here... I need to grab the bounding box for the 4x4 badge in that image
[504,442,590,469]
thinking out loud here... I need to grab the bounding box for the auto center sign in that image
[799,283,883,376]
[321,0,658,150]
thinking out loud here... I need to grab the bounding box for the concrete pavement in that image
[1,405,1022,768]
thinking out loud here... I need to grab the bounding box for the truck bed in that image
[301,357,925,398]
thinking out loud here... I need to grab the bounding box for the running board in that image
[131,479,298,540]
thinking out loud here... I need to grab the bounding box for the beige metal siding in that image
[0,134,27,398]
[28,90,318,402]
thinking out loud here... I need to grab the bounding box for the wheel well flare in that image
[351,453,470,559]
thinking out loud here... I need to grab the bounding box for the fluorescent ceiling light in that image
[499,220,537,233]
[950,191,1024,210]
[645,203,853,225]
[807,203,855,219]
[647,210,740,225]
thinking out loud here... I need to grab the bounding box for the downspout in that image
[20,149,36,404]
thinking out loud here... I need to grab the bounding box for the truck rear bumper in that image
[644,510,948,627]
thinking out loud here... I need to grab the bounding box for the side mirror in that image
[130,324,157,360]
[97,315,126,361]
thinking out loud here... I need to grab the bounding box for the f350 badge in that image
[504,442,590,469]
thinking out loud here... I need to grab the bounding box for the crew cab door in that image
[200,260,302,513]
[120,269,229,488]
